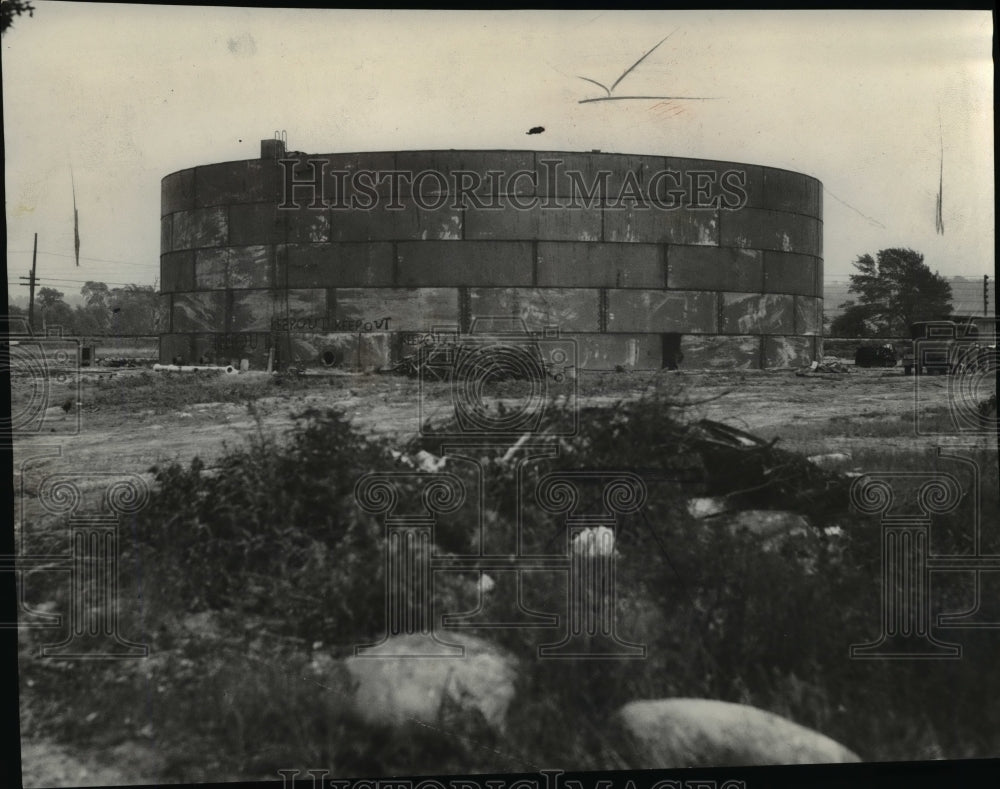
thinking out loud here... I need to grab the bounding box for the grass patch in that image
[82,370,356,413]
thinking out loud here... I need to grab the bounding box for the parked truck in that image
[902,317,996,376]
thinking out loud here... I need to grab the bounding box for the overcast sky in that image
[3,6,993,300]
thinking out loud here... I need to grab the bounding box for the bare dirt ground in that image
[13,363,997,786]
[12,365,990,483]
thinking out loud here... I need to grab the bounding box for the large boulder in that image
[612,698,860,768]
[343,632,518,737]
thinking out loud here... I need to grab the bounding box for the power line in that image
[822,186,886,228]
[6,249,158,268]
[12,276,147,287]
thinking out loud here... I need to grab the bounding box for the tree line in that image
[9,282,164,336]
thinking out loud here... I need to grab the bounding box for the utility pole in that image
[27,233,38,332]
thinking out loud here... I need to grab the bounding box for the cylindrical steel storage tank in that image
[159,143,822,371]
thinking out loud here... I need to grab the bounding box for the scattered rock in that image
[571,525,616,556]
[687,497,728,519]
[414,449,446,472]
[477,573,496,595]
[726,510,813,542]
[612,698,860,768]
[343,632,517,736]
[807,452,852,469]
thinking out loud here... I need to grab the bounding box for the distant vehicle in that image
[902,317,995,376]
[854,343,897,368]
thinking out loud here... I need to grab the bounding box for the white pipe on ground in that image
[152,364,238,374]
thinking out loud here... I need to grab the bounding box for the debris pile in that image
[795,359,850,378]
[412,395,852,525]
[686,419,849,519]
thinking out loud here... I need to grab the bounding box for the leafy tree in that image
[1,1,35,34]
[830,301,881,338]
[78,282,114,333]
[25,282,162,335]
[34,287,76,333]
[72,304,108,335]
[36,287,65,310]
[40,297,75,333]
[839,248,952,336]
[108,284,162,335]
[81,281,111,310]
